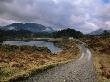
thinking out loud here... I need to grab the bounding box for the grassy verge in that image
[0,40,79,82]
[80,36,110,82]
[9,59,73,82]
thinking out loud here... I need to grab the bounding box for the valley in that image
[0,23,110,82]
[0,0,110,82]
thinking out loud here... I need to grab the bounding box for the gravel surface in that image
[18,45,97,82]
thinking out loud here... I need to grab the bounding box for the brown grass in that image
[0,40,79,82]
[81,36,110,82]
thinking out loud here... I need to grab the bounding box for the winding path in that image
[19,44,97,82]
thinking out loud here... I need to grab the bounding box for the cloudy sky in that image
[0,0,110,33]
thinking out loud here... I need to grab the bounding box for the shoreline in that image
[0,39,80,82]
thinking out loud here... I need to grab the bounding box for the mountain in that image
[53,28,83,38]
[0,23,54,33]
[89,29,110,35]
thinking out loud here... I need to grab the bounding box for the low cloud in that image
[0,0,110,33]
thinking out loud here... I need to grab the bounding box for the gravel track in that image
[19,45,97,82]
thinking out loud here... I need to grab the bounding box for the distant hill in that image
[53,28,83,38]
[0,29,34,40]
[89,29,110,35]
[0,23,54,33]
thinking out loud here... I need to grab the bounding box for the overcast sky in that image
[0,0,110,33]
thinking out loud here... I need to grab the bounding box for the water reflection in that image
[3,41,62,54]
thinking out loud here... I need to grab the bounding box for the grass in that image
[94,53,110,82]
[80,36,110,82]
[0,40,79,82]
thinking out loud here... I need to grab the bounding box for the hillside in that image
[89,28,110,35]
[0,23,54,33]
[53,28,83,38]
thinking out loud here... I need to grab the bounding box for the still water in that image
[3,41,62,54]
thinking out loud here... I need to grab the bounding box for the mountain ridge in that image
[0,23,54,33]
[89,28,110,35]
